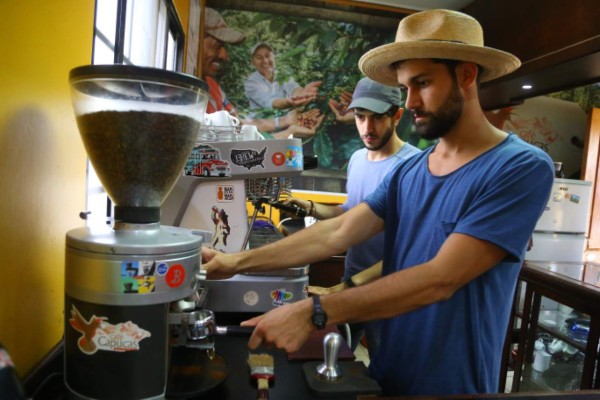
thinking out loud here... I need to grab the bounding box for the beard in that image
[364,123,395,151]
[412,82,464,140]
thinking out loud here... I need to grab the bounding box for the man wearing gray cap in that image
[285,77,420,356]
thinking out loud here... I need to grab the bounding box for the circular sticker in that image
[156,263,168,276]
[243,291,259,306]
[166,264,186,288]
[272,152,285,166]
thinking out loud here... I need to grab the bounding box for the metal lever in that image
[316,332,343,381]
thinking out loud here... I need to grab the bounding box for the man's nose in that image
[404,89,420,110]
[364,117,376,132]
[218,47,228,60]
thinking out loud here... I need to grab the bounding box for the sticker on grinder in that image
[166,264,186,288]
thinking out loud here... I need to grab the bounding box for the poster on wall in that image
[203,6,424,192]
[487,97,588,179]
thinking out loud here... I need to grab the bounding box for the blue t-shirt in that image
[365,134,554,395]
[342,143,421,279]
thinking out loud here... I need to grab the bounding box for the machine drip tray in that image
[166,347,229,398]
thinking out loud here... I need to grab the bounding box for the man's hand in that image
[279,108,324,139]
[201,247,239,280]
[241,298,314,352]
[288,81,322,107]
[328,90,354,123]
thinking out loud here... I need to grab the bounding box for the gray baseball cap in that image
[347,77,402,113]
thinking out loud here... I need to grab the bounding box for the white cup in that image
[533,350,552,372]
[240,124,261,140]
[204,110,240,127]
[547,339,563,354]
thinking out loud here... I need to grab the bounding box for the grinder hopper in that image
[64,65,209,400]
[69,64,208,223]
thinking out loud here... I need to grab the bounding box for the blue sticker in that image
[285,146,303,168]
[157,262,168,276]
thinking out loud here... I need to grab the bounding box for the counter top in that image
[24,312,361,400]
[25,336,360,399]
[359,391,600,399]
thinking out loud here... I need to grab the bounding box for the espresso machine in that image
[161,130,312,314]
[65,65,209,399]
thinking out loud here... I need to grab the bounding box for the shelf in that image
[520,363,583,392]
[505,262,600,393]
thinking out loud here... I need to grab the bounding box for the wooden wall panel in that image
[584,108,600,249]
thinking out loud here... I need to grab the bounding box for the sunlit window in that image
[85,0,184,225]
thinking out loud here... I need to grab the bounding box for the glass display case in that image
[502,261,600,393]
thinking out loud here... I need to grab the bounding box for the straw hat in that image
[359,9,521,86]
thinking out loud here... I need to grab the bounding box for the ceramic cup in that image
[533,350,552,372]
[204,110,240,127]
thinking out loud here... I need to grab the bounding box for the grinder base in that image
[302,361,381,397]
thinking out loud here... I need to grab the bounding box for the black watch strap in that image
[311,295,328,330]
[344,277,356,288]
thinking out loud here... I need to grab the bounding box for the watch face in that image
[312,312,327,329]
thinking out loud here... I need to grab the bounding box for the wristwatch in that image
[311,295,328,330]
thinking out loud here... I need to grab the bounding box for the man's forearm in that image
[238,217,349,272]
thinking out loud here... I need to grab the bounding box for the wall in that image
[0,0,94,375]
[0,0,195,377]
[487,97,589,179]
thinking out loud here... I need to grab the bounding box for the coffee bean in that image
[76,110,200,207]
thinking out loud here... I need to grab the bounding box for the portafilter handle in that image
[316,332,343,381]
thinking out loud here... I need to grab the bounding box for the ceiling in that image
[353,0,474,11]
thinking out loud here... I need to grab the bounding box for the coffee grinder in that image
[64,65,209,399]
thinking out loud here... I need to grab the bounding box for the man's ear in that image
[457,62,478,88]
[394,108,404,122]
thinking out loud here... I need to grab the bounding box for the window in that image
[85,0,184,224]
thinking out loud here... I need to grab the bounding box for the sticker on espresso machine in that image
[284,145,303,168]
[121,261,157,294]
[69,305,151,355]
[243,290,259,307]
[270,288,293,307]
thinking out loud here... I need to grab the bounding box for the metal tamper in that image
[316,332,343,381]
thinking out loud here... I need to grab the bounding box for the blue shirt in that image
[365,134,554,395]
[342,143,421,279]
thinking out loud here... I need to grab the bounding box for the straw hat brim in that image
[359,41,521,86]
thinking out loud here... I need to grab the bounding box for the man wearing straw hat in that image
[203,9,554,395]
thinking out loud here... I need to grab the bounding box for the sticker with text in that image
[230,147,267,170]
[217,185,235,202]
[69,305,151,355]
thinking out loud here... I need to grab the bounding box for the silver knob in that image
[316,332,343,381]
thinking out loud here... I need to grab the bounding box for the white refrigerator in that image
[526,178,592,264]
[524,178,593,326]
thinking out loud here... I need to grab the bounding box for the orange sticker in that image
[272,152,285,166]
[166,264,186,288]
